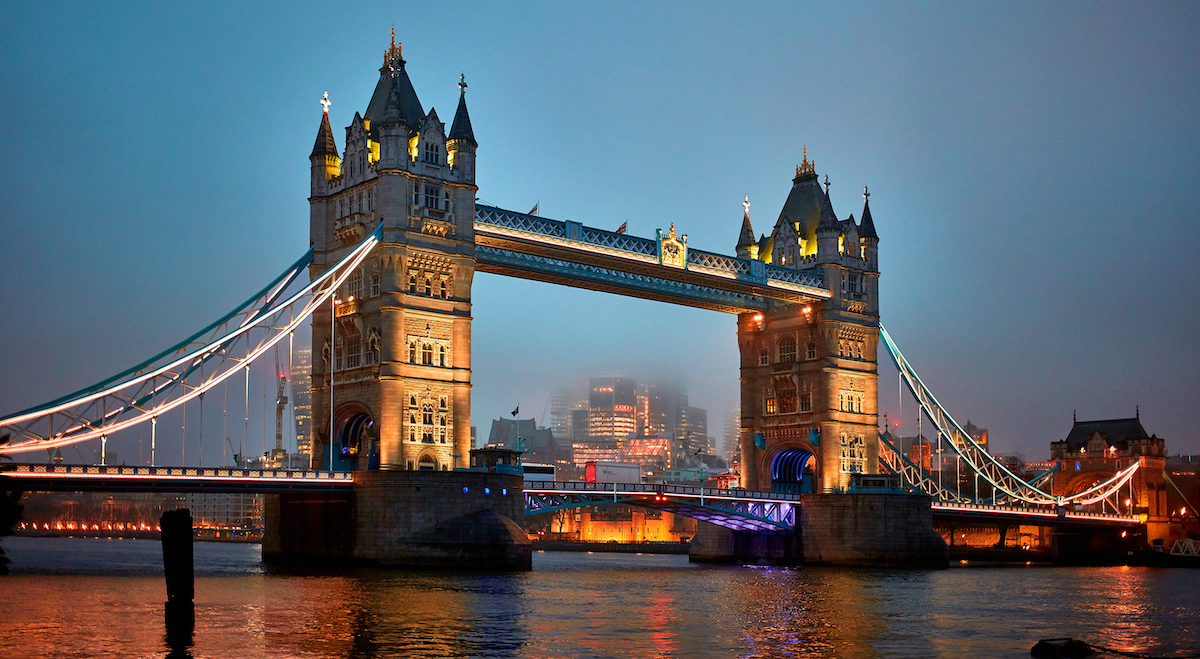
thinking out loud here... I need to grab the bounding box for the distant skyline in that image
[1,2,1197,466]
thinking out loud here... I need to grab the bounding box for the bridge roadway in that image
[2,464,1140,531]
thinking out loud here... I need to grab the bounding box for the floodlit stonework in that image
[308,36,477,472]
[736,157,881,493]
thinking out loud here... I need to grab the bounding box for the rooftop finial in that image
[320,91,331,114]
[823,174,831,195]
[863,186,870,202]
[458,73,467,96]
[384,26,403,66]
[796,146,816,178]
[743,195,750,216]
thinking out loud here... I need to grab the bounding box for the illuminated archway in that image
[334,409,373,471]
[771,448,816,494]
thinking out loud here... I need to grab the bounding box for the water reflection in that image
[1,538,1199,658]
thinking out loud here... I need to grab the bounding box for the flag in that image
[528,202,538,216]
[615,221,627,234]
[511,405,519,417]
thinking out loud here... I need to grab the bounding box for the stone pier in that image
[264,470,530,570]
[690,492,948,568]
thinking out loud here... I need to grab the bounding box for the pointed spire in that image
[449,74,477,147]
[310,94,338,159]
[860,186,879,240]
[737,196,755,248]
[817,188,839,233]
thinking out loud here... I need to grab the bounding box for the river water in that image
[1,537,1198,658]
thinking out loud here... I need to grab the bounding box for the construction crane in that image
[273,344,289,462]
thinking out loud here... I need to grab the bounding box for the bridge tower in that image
[736,156,881,493]
[308,35,477,472]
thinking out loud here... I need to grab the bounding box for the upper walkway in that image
[3,463,353,493]
[473,205,830,314]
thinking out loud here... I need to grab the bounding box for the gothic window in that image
[413,185,420,207]
[841,434,866,474]
[799,393,812,413]
[409,413,416,425]
[765,395,777,415]
[348,270,362,300]
[779,337,797,363]
[409,428,415,442]
[410,395,417,407]
[370,272,380,297]
[855,342,864,360]
[838,392,846,412]
[439,397,447,410]
[424,184,441,209]
[779,386,797,414]
[422,404,433,425]
[759,349,769,366]
[409,273,417,293]
[444,189,451,212]
[408,342,416,363]
[439,415,446,427]
[439,280,447,299]
[424,277,432,296]
[439,430,446,444]
[438,345,446,367]
[806,343,817,360]
[422,343,433,365]
[345,336,361,369]
[334,337,343,371]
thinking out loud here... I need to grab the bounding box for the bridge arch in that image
[334,405,374,470]
[769,446,818,494]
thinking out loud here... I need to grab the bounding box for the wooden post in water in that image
[160,508,194,649]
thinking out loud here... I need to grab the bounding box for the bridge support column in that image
[691,493,947,567]
[264,471,530,570]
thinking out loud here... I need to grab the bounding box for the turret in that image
[447,74,477,184]
[736,196,757,260]
[815,178,840,261]
[310,92,341,194]
[860,186,879,270]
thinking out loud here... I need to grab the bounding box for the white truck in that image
[584,461,642,484]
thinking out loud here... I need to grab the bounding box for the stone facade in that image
[736,158,881,493]
[307,38,477,472]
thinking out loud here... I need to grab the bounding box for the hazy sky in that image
[2,2,1197,465]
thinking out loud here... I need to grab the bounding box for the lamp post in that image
[330,293,339,471]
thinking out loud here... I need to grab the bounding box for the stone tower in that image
[736,154,881,492]
[308,34,477,472]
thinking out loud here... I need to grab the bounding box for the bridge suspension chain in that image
[0,226,382,454]
[878,325,1139,508]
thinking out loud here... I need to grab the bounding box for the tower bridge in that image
[0,34,1158,568]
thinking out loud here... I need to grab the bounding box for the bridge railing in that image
[524,480,803,503]
[4,463,354,481]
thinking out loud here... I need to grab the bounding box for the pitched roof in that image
[448,90,477,146]
[310,111,339,159]
[774,171,823,248]
[364,57,425,131]
[1062,417,1150,452]
[860,195,879,240]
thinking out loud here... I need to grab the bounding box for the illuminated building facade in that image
[588,377,638,445]
[291,347,312,456]
[737,156,881,492]
[309,35,477,470]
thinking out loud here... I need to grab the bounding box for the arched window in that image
[439,416,446,427]
[408,342,416,363]
[440,280,447,299]
[410,395,417,407]
[439,430,446,444]
[409,273,417,293]
[422,404,433,425]
[422,343,433,365]
[424,277,432,296]
[409,413,416,425]
[370,272,380,297]
[439,398,447,410]
[439,345,446,367]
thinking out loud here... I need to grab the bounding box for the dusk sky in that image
[1,2,1197,464]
